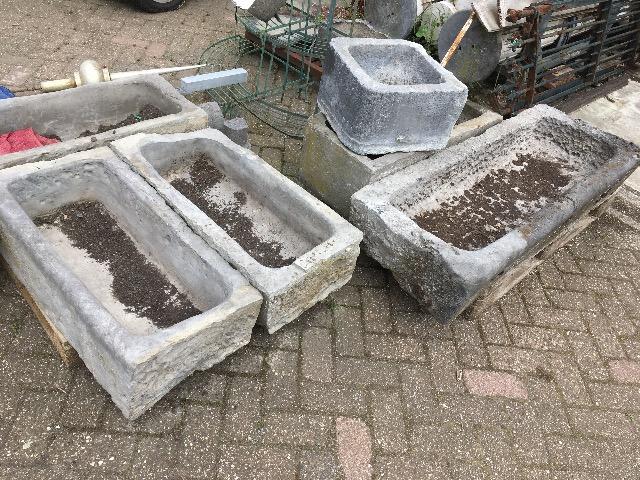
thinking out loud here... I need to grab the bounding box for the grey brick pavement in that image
[1,1,640,478]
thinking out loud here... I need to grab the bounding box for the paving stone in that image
[335,306,365,357]
[218,445,297,480]
[566,331,610,381]
[463,370,528,400]
[375,454,450,480]
[527,306,586,331]
[509,324,569,352]
[263,412,332,447]
[335,417,373,480]
[609,359,640,384]
[299,451,340,480]
[47,431,136,473]
[361,288,393,333]
[477,306,512,345]
[428,339,465,393]
[568,408,636,438]
[132,436,178,480]
[335,358,399,387]
[365,334,426,362]
[58,369,108,429]
[590,383,640,411]
[174,370,227,403]
[264,349,299,410]
[300,381,368,416]
[370,388,407,454]
[301,327,333,383]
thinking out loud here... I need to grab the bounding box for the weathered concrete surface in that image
[300,102,502,218]
[351,105,640,322]
[318,37,468,155]
[569,80,640,193]
[0,147,262,419]
[111,129,362,333]
[0,75,207,171]
[222,117,251,148]
[365,0,426,38]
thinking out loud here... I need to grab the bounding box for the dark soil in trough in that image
[170,155,296,268]
[35,201,201,328]
[412,153,573,250]
[79,104,164,137]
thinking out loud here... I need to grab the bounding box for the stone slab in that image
[300,101,502,218]
[351,105,640,322]
[111,129,363,333]
[318,37,467,155]
[0,147,262,419]
[0,74,208,170]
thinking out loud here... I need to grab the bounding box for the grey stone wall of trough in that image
[0,75,208,170]
[0,147,262,419]
[318,37,467,155]
[300,102,502,218]
[351,105,640,322]
[111,129,363,334]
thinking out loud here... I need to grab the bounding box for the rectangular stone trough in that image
[0,147,262,419]
[0,75,207,170]
[301,101,502,218]
[111,129,363,333]
[318,37,467,155]
[351,105,640,322]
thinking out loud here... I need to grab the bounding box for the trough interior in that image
[7,160,230,335]
[349,44,444,86]
[139,139,332,268]
[0,82,179,142]
[392,119,616,250]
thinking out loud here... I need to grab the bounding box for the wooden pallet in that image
[1,257,79,366]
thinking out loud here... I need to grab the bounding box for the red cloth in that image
[0,128,59,155]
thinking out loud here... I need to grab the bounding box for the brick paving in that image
[2,1,640,479]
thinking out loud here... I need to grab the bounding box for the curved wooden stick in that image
[441,10,477,68]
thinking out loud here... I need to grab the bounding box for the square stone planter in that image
[300,101,502,218]
[351,105,640,322]
[318,37,468,155]
[0,147,262,419]
[111,129,363,333]
[0,75,208,170]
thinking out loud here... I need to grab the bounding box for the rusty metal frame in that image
[494,0,640,115]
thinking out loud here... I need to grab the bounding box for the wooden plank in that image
[0,257,79,366]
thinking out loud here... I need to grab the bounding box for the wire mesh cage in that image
[199,0,363,138]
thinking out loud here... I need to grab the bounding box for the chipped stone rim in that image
[0,147,262,366]
[328,37,467,95]
[0,74,208,171]
[352,104,640,285]
[110,129,363,330]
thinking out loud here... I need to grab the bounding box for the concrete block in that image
[222,117,250,148]
[351,105,640,322]
[300,102,502,218]
[0,147,262,419]
[201,101,225,130]
[111,129,363,333]
[180,69,248,94]
[365,0,425,38]
[318,37,467,155]
[0,75,207,171]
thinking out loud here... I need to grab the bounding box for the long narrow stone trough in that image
[0,75,207,170]
[352,105,640,322]
[0,147,262,419]
[111,129,363,333]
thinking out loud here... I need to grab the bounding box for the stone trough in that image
[111,129,363,333]
[0,75,207,170]
[0,147,262,419]
[351,105,640,322]
[300,101,502,218]
[318,37,467,155]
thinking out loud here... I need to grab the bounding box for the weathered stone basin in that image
[111,129,363,333]
[0,147,262,419]
[351,105,640,321]
[0,75,207,170]
[318,37,467,155]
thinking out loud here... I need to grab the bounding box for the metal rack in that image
[200,0,360,138]
[493,0,640,115]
